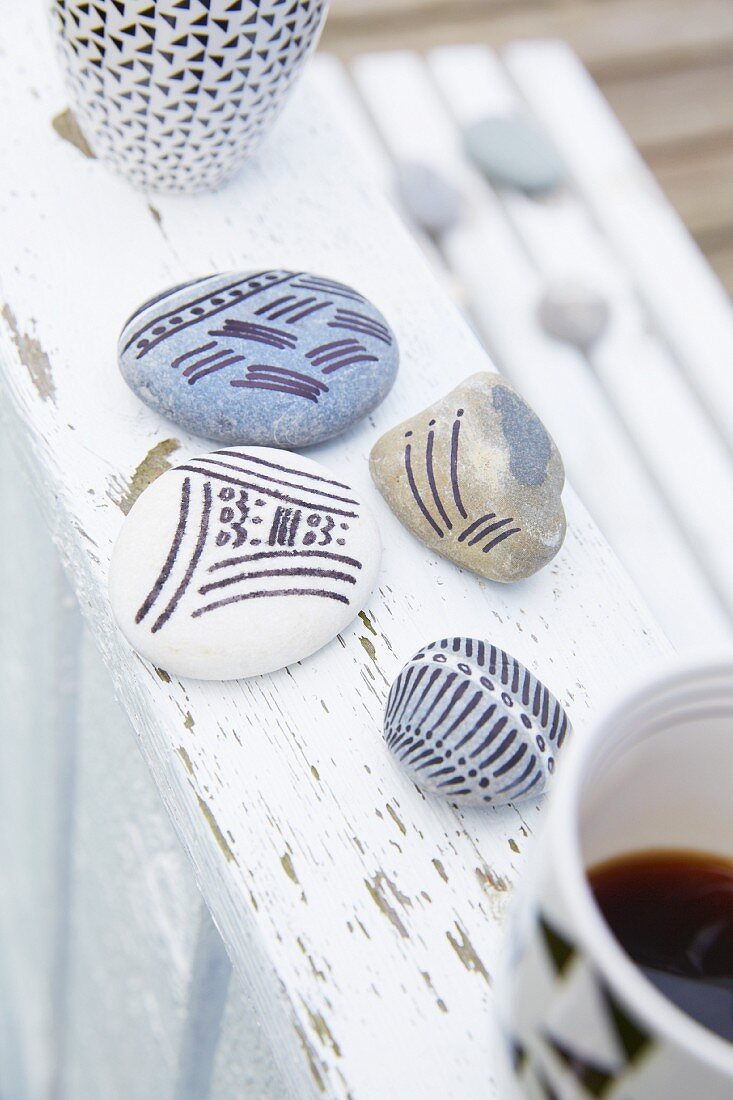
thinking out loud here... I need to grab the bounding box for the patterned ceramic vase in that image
[501,660,733,1099]
[49,0,329,193]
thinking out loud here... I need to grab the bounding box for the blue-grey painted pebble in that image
[118,269,400,447]
[384,638,571,807]
[464,114,566,196]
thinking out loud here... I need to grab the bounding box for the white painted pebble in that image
[109,446,382,680]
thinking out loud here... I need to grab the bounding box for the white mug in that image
[501,658,733,1098]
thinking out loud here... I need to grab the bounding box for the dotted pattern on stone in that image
[384,638,571,807]
[119,269,399,447]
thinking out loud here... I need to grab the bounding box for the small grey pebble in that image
[538,282,610,351]
[395,160,462,236]
[384,638,571,806]
[464,114,566,196]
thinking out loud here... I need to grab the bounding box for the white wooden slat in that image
[0,429,83,1100]
[428,45,733,622]
[0,7,671,1097]
[60,632,204,1100]
[505,40,733,452]
[208,974,290,1100]
[0,412,284,1100]
[351,50,730,649]
[309,55,392,190]
[173,906,234,1100]
[287,55,458,299]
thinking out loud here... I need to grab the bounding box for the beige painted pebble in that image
[369,373,566,582]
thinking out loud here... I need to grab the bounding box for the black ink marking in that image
[450,415,467,519]
[192,587,350,617]
[135,476,191,624]
[425,429,452,531]
[151,481,213,634]
[404,444,444,538]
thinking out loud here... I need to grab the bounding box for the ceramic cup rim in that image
[553,653,733,1078]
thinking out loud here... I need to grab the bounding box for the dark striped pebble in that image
[383,637,570,807]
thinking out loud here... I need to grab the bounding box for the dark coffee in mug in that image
[588,850,733,1043]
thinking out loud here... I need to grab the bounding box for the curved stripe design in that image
[384,637,571,807]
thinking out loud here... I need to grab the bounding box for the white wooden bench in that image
[1,7,730,1098]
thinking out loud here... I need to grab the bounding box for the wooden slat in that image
[209,975,290,1100]
[0,429,82,1100]
[506,40,733,453]
[60,633,202,1099]
[351,49,730,649]
[428,44,733,621]
[0,7,671,1097]
[309,56,464,292]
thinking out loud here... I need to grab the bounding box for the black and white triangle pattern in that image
[50,0,328,192]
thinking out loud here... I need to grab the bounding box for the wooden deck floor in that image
[322,0,733,297]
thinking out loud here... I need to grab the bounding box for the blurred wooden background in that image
[322,0,733,297]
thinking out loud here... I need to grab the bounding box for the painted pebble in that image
[464,114,566,196]
[118,270,399,447]
[369,372,566,583]
[384,638,571,806]
[109,445,381,680]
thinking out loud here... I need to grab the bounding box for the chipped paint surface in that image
[305,1006,342,1058]
[110,439,180,515]
[364,872,411,939]
[52,107,94,158]
[385,804,406,836]
[358,611,377,637]
[421,971,448,1014]
[432,858,449,883]
[475,865,509,893]
[196,795,236,864]
[177,746,194,775]
[293,1022,326,1093]
[281,852,299,885]
[1,305,56,403]
[446,922,491,985]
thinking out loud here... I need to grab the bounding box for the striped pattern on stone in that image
[369,373,566,583]
[118,269,398,446]
[383,638,570,806]
[50,0,328,193]
[108,445,381,679]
